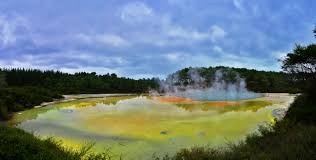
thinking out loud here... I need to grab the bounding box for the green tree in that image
[282,44,316,80]
[282,26,316,78]
[0,71,7,89]
[282,26,316,123]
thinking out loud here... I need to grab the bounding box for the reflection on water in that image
[11,94,295,160]
[174,100,274,112]
[8,96,135,125]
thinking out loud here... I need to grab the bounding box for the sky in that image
[0,0,315,79]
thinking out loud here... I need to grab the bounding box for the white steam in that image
[157,69,262,101]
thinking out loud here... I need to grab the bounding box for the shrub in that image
[0,126,114,160]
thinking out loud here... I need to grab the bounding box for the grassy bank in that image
[0,125,82,160]
[0,125,116,160]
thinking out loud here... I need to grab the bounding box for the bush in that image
[0,126,114,160]
[0,125,82,160]
[286,94,316,123]
[0,104,9,120]
[0,87,63,120]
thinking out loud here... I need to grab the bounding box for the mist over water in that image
[157,69,262,101]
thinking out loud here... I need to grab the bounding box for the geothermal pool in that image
[10,94,295,160]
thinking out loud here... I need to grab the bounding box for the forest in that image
[0,69,158,120]
[0,69,158,94]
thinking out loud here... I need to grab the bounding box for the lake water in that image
[10,93,295,160]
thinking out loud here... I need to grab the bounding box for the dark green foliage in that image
[286,93,316,124]
[5,87,62,108]
[0,125,83,160]
[0,125,115,160]
[0,72,6,89]
[231,121,316,160]
[280,30,316,123]
[282,44,316,80]
[0,87,62,120]
[158,147,221,160]
[1,68,158,94]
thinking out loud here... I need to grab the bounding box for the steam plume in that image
[157,68,262,101]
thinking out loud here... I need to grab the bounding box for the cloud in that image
[210,25,227,42]
[159,49,281,73]
[128,73,163,79]
[271,51,288,60]
[0,17,16,47]
[164,52,183,61]
[213,46,223,53]
[59,66,119,76]
[119,2,212,46]
[120,2,154,24]
[1,0,315,78]
[167,0,182,5]
[0,14,31,48]
[0,58,119,76]
[0,50,127,76]
[233,0,244,11]
[77,33,130,47]
[96,34,130,47]
[167,26,209,41]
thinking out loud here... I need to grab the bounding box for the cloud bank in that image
[0,0,315,78]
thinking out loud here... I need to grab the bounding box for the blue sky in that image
[0,0,315,79]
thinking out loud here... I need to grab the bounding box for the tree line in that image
[0,69,158,94]
[0,69,158,119]
[0,64,303,120]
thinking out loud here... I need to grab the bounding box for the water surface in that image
[11,94,295,160]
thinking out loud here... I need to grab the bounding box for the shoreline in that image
[0,93,138,123]
[2,93,296,123]
[35,93,137,108]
